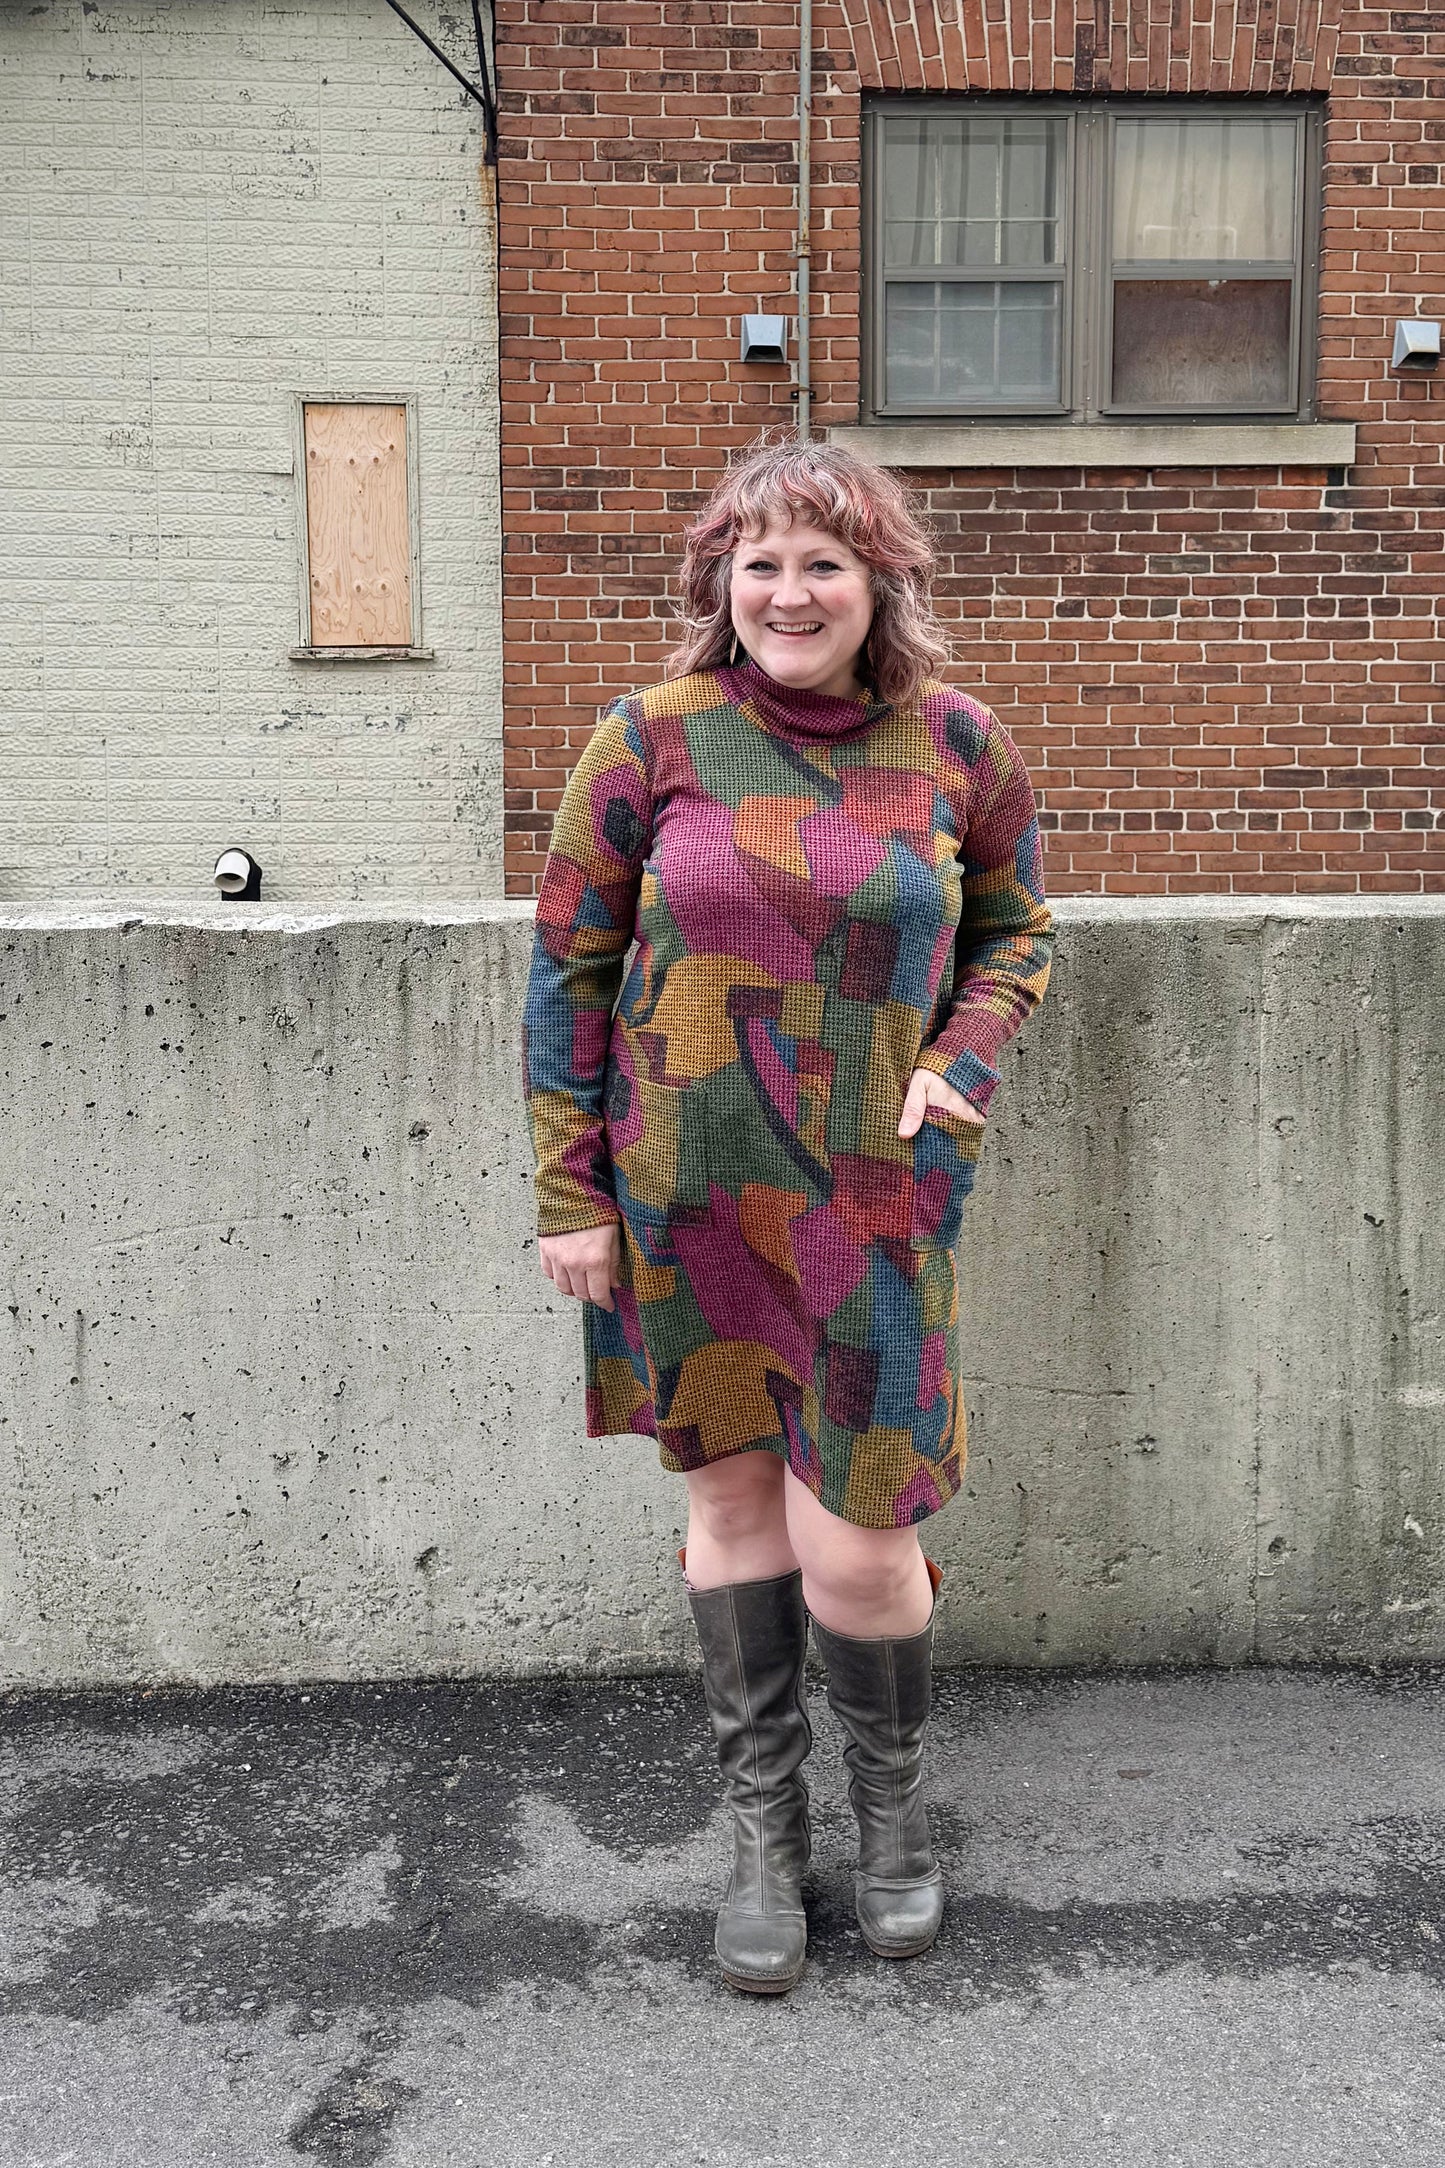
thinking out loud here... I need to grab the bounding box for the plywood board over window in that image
[291,397,429,659]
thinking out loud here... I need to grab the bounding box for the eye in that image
[742,557,843,572]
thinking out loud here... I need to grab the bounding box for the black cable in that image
[471,0,499,168]
[381,0,498,163]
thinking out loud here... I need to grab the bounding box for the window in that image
[864,100,1321,424]
[291,396,428,660]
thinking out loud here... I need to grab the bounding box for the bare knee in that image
[682,1453,796,1590]
[780,1470,931,1632]
[687,1452,785,1547]
[802,1530,919,1618]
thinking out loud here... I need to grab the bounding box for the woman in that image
[521,434,1053,1995]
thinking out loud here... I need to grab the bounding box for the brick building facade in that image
[496,1,1444,897]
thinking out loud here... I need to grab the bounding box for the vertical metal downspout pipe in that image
[796,0,813,442]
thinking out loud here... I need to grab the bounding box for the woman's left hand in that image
[898,1068,987,1139]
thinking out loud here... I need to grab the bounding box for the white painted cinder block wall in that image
[0,0,501,901]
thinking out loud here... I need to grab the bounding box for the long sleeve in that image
[521,696,652,1236]
[913,706,1054,1118]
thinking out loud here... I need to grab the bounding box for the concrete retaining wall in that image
[2,898,1442,1684]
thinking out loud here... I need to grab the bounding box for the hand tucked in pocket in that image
[897,1068,987,1140]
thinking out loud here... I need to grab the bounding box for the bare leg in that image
[781,1466,935,1637]
[682,1450,799,1590]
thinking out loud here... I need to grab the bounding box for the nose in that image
[769,569,813,609]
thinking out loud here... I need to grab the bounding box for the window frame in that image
[872,105,1077,420]
[861,96,1323,429]
[289,391,429,662]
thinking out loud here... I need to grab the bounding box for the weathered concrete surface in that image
[1,898,1442,1683]
[0,1665,1442,2166]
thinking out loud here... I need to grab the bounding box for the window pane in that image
[1111,279,1293,407]
[1113,118,1297,263]
[886,281,1060,407]
[883,114,1064,271]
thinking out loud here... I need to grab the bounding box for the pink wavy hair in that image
[665,430,954,707]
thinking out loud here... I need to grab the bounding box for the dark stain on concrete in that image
[288,2022,417,2167]
[0,1677,715,2028]
[0,1665,1442,2046]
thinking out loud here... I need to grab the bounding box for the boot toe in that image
[856,1871,943,1958]
[716,1905,808,1992]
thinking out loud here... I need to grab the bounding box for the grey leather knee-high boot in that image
[682,1551,813,1994]
[809,1556,945,1959]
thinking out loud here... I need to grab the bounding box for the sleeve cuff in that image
[536,1207,623,1240]
[912,1045,1001,1116]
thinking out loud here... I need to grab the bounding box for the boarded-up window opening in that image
[300,400,416,647]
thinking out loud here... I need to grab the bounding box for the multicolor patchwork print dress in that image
[522,656,1054,1528]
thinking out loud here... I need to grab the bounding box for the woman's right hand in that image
[538,1222,623,1312]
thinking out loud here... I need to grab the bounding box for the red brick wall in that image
[496,0,1444,896]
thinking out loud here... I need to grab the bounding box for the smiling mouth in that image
[766,623,823,634]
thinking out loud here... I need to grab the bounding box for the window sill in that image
[288,644,435,663]
[827,421,1358,469]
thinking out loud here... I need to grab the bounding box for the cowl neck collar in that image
[720,654,894,744]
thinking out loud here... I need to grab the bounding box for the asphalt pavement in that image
[2,1661,1443,2167]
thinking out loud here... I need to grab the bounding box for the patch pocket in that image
[909,1105,986,1250]
[604,1068,714,1223]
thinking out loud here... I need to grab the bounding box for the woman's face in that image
[729,516,874,700]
